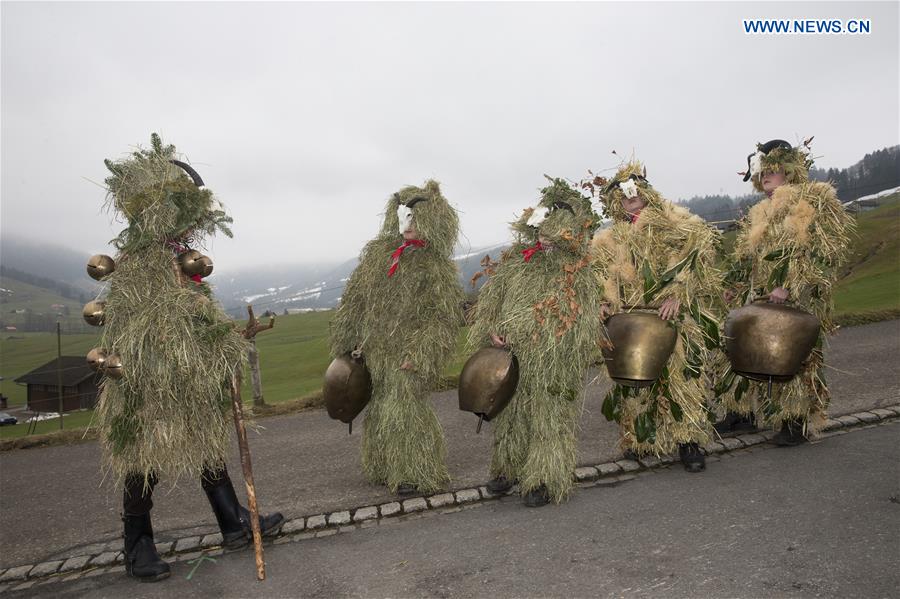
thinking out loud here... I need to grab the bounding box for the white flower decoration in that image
[619,178,639,199]
[749,151,764,178]
[526,205,550,227]
[397,204,413,234]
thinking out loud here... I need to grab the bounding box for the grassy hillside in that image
[833,195,900,317]
[0,276,95,333]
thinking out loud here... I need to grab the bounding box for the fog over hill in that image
[0,234,511,317]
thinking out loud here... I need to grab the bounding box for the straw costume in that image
[468,178,605,506]
[715,139,854,444]
[96,134,282,582]
[590,161,722,470]
[330,180,464,495]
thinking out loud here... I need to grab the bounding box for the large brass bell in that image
[86,347,108,372]
[178,250,214,278]
[458,347,519,433]
[323,353,372,433]
[724,301,820,383]
[86,255,116,280]
[104,353,125,380]
[602,310,677,387]
[82,301,107,326]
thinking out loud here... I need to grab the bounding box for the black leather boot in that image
[486,475,515,494]
[713,412,758,436]
[772,418,808,447]
[203,468,284,549]
[123,513,170,582]
[522,485,551,508]
[678,442,706,473]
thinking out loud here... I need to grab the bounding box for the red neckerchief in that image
[388,239,426,277]
[627,209,642,224]
[521,241,545,263]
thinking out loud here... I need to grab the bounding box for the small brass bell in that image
[197,255,214,277]
[178,250,203,277]
[86,347,108,372]
[86,255,116,280]
[104,353,125,379]
[179,250,213,278]
[82,301,107,326]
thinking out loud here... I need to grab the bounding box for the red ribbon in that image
[627,209,642,224]
[167,239,206,282]
[388,239,426,277]
[521,241,545,263]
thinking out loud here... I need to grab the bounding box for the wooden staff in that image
[230,369,265,580]
[231,304,275,580]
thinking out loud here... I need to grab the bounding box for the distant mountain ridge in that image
[0,234,512,320]
[215,241,512,316]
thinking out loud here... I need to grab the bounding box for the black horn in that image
[405,196,429,209]
[169,159,205,187]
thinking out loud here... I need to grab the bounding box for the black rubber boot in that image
[203,468,284,549]
[713,412,758,436]
[522,485,551,508]
[123,513,171,582]
[678,442,706,473]
[772,418,808,447]
[486,475,515,495]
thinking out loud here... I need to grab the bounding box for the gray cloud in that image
[2,1,897,272]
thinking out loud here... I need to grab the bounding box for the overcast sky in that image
[2,1,897,272]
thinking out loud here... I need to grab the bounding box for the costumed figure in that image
[329,181,464,495]
[714,139,854,445]
[468,178,605,507]
[92,134,283,582]
[590,160,722,471]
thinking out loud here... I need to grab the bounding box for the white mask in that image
[618,179,639,199]
[749,151,764,178]
[397,204,413,234]
[526,205,550,227]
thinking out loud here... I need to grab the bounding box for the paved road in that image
[10,420,899,598]
[1,320,898,569]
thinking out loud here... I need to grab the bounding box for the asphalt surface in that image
[10,419,899,598]
[1,319,898,570]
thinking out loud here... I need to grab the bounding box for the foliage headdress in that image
[741,138,815,192]
[104,133,233,253]
[510,177,598,253]
[591,160,664,222]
